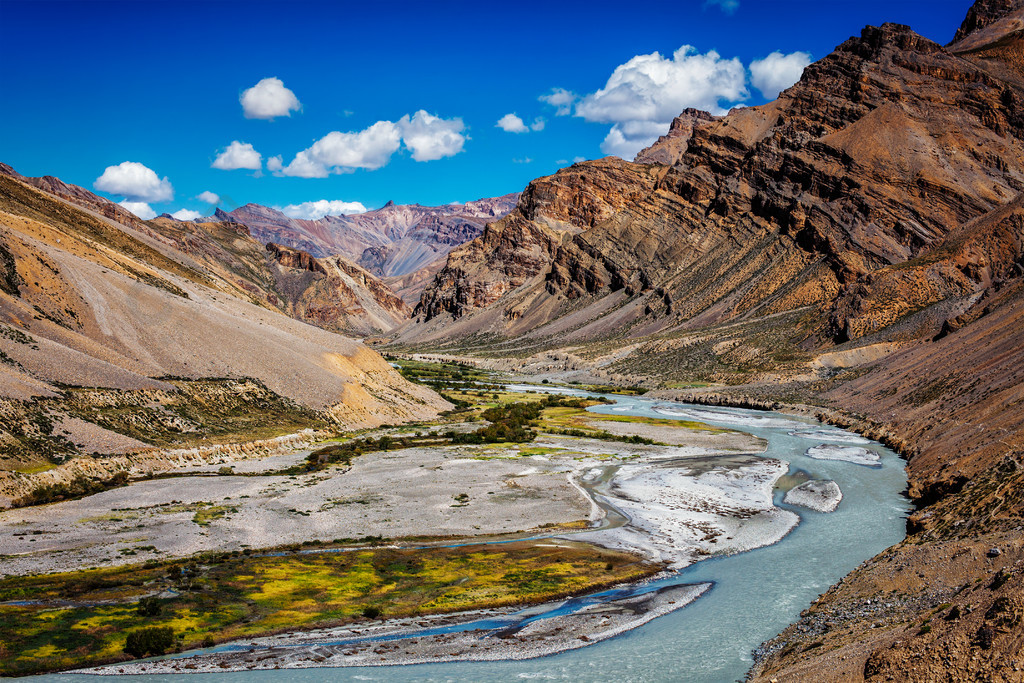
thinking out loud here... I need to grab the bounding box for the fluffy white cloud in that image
[576,46,747,158]
[118,200,156,220]
[599,121,672,158]
[171,209,203,221]
[497,114,545,133]
[539,88,577,116]
[749,50,812,99]
[278,200,368,220]
[705,0,739,14]
[266,155,284,173]
[212,141,263,171]
[197,191,220,205]
[94,161,173,202]
[496,113,528,133]
[398,110,466,162]
[280,112,465,176]
[240,77,301,120]
[282,121,401,177]
[280,111,464,176]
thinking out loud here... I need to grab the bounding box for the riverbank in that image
[74,582,712,675]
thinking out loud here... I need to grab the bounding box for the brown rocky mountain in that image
[150,219,411,336]
[393,1,1024,679]
[633,108,719,165]
[0,166,444,504]
[0,165,409,336]
[216,194,518,304]
[411,18,1024,349]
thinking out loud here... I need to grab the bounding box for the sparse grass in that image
[0,540,656,676]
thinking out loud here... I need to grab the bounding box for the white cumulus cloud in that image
[278,200,369,220]
[282,121,401,177]
[118,200,157,220]
[539,88,577,116]
[281,112,465,176]
[94,161,173,202]
[240,77,301,120]
[212,141,263,171]
[599,121,674,158]
[497,113,545,133]
[398,110,466,162]
[171,209,203,221]
[266,155,284,173]
[197,191,220,205]
[749,51,812,99]
[576,46,747,158]
[497,113,528,133]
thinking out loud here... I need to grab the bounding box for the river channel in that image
[27,389,910,683]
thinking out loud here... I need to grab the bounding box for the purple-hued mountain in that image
[210,195,519,304]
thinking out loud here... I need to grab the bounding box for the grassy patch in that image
[584,413,725,432]
[0,540,656,676]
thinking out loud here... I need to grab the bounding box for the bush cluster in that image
[124,626,175,657]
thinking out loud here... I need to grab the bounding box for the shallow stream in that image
[28,391,910,682]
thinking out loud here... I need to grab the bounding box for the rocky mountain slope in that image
[150,218,410,335]
[0,166,444,499]
[394,1,1024,679]
[0,165,409,336]
[217,194,517,304]
[409,16,1024,350]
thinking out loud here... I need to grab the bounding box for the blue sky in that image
[1,0,972,219]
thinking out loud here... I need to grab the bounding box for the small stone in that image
[988,547,1002,558]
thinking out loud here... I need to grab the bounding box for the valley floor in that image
[1,378,823,676]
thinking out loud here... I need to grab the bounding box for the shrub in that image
[136,596,162,617]
[362,606,381,619]
[124,626,175,657]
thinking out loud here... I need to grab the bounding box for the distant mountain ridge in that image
[211,194,518,304]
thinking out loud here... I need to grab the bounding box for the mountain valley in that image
[2,0,1024,680]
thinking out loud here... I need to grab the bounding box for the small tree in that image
[125,626,175,657]
[136,596,162,617]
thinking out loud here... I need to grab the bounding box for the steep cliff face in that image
[145,218,410,335]
[633,108,719,165]
[409,18,1024,351]
[951,0,1024,46]
[263,242,412,335]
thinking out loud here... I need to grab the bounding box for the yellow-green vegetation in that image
[585,413,726,432]
[0,540,655,676]
[191,503,233,527]
[537,405,718,434]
